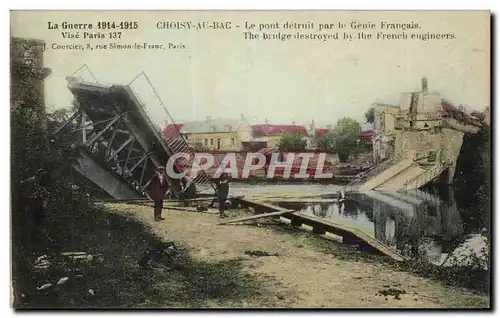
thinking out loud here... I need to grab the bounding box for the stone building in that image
[372,103,399,163]
[368,77,481,187]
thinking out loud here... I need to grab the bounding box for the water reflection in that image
[278,186,473,264]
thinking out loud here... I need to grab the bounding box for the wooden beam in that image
[131,202,219,214]
[268,198,343,204]
[290,212,406,262]
[218,209,297,225]
[234,197,285,212]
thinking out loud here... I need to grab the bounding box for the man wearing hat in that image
[151,166,169,221]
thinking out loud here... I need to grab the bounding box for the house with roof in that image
[162,116,252,151]
[250,123,309,149]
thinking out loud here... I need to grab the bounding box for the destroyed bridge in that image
[56,71,484,201]
[54,67,215,200]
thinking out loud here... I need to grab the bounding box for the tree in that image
[365,107,375,124]
[47,108,72,123]
[277,132,307,152]
[317,131,337,153]
[333,117,362,162]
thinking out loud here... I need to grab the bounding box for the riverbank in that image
[14,201,488,308]
[104,203,488,308]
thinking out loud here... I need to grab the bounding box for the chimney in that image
[240,114,245,121]
[265,118,269,124]
[422,77,428,93]
[205,116,212,123]
[292,120,296,125]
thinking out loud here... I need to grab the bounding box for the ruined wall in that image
[399,91,441,113]
[373,104,399,163]
[394,130,442,161]
[393,128,465,183]
[440,128,465,182]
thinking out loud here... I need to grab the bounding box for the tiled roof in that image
[251,124,308,136]
[162,118,245,136]
[182,118,242,134]
[315,128,329,137]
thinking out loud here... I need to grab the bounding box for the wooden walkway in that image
[231,198,406,262]
[103,196,406,262]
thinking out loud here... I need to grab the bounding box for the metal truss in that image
[55,110,162,198]
[59,66,217,198]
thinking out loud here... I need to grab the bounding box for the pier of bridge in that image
[344,77,483,195]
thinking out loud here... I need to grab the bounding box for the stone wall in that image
[393,128,465,183]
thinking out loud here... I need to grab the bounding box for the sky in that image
[11,10,490,128]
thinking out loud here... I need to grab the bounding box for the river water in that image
[229,183,488,267]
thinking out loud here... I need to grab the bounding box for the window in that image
[210,138,214,146]
[204,139,208,146]
[217,138,221,150]
[231,138,235,146]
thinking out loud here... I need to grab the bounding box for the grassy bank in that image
[259,219,490,295]
[14,202,272,308]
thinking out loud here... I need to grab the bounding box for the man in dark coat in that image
[151,166,169,221]
[180,175,197,200]
[217,173,230,218]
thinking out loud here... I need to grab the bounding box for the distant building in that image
[371,77,482,184]
[162,116,252,151]
[251,124,308,149]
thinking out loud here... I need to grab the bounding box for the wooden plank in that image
[267,198,343,204]
[218,209,297,225]
[129,202,219,214]
[235,197,284,212]
[292,212,406,262]
[96,198,152,204]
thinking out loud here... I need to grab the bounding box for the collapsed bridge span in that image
[55,68,215,199]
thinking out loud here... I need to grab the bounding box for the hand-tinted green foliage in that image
[333,117,362,162]
[277,132,307,152]
[454,120,491,233]
[316,131,337,153]
[317,117,372,162]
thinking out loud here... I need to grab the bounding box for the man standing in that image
[217,172,230,218]
[151,166,169,221]
[180,175,197,201]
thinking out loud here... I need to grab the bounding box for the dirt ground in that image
[107,203,489,309]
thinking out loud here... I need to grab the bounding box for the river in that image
[229,183,489,268]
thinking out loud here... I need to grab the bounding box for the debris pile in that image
[138,241,181,268]
[376,287,407,300]
[24,251,104,305]
[244,250,280,257]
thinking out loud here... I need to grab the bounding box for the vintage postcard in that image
[10,10,491,309]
